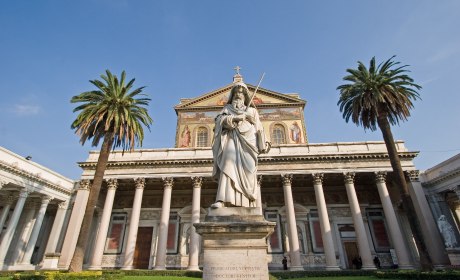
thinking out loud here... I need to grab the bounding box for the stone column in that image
[374,172,413,269]
[41,201,68,270]
[256,175,263,215]
[343,173,375,270]
[154,177,174,270]
[405,170,450,268]
[453,188,460,224]
[21,195,53,265]
[89,179,118,270]
[0,188,29,266]
[312,173,340,270]
[187,176,202,271]
[0,194,14,238]
[58,179,91,269]
[122,178,145,270]
[281,174,303,271]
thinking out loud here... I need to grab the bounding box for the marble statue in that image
[211,81,270,208]
[437,214,458,248]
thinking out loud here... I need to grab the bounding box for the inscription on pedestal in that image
[195,210,275,280]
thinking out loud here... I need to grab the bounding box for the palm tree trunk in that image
[69,134,114,272]
[376,114,432,270]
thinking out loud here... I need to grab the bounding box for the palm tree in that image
[337,56,432,269]
[69,70,153,272]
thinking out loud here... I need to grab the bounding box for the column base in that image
[87,265,102,270]
[121,265,134,270]
[398,264,415,270]
[154,265,166,270]
[289,265,304,271]
[361,264,377,270]
[10,264,36,271]
[325,265,341,271]
[433,265,446,270]
[41,253,61,270]
[186,265,201,271]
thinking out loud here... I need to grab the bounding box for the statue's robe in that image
[212,104,265,207]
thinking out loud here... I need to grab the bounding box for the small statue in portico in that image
[437,214,458,248]
[211,81,270,208]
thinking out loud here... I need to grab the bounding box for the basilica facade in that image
[0,72,457,271]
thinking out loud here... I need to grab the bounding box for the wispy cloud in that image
[11,104,41,116]
[419,77,438,87]
[427,43,460,63]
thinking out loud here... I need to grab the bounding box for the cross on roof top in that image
[234,66,242,75]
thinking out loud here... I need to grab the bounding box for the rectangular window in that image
[104,213,127,254]
[265,211,283,253]
[166,213,179,254]
[367,210,391,252]
[309,211,324,253]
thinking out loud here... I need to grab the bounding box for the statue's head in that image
[228,82,251,106]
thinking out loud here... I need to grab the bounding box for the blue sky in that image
[1,0,459,180]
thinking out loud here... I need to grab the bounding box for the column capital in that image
[428,193,445,203]
[134,178,145,189]
[453,188,460,201]
[19,188,30,198]
[405,170,420,182]
[281,174,293,186]
[257,175,263,187]
[106,178,118,190]
[79,179,91,190]
[162,177,174,189]
[191,177,202,188]
[375,171,387,183]
[312,173,324,185]
[58,201,69,209]
[4,194,14,205]
[41,195,53,205]
[343,172,355,184]
[0,179,6,190]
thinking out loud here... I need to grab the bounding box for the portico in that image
[62,140,433,270]
[0,147,74,271]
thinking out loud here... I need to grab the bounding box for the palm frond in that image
[337,56,421,131]
[70,70,153,151]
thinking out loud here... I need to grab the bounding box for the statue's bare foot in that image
[211,201,224,209]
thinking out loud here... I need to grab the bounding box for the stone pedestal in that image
[194,208,276,280]
[41,253,61,270]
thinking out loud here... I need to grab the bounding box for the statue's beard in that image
[232,98,245,109]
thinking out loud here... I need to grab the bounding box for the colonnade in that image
[1,170,436,270]
[0,188,68,270]
[55,170,435,271]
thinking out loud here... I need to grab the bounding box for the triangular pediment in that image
[175,83,306,111]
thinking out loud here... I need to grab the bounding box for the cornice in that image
[0,160,73,196]
[78,151,418,170]
[422,167,460,188]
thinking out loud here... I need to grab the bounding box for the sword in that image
[246,72,265,111]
